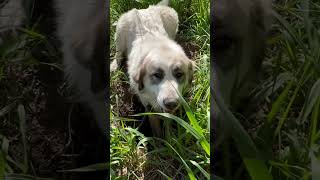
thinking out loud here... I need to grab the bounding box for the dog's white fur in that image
[113,1,194,114]
[55,0,107,132]
[212,0,272,130]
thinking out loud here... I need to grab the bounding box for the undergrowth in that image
[215,0,320,179]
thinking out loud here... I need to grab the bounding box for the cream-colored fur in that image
[55,0,107,132]
[113,0,194,136]
[212,0,273,127]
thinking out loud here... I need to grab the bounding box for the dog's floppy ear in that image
[133,62,147,91]
[133,53,151,91]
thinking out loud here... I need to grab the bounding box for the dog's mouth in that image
[147,104,178,114]
[162,105,180,114]
[163,109,174,113]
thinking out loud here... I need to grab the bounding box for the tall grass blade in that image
[273,11,310,55]
[310,150,320,180]
[252,72,292,104]
[275,80,300,136]
[6,156,25,172]
[310,98,320,145]
[0,151,5,178]
[301,0,312,51]
[267,81,293,123]
[20,28,46,40]
[17,104,28,173]
[212,90,273,180]
[1,135,9,156]
[0,102,17,117]
[0,135,9,175]
[154,137,196,180]
[244,158,274,180]
[137,137,152,148]
[301,79,320,122]
[189,160,209,179]
[3,173,54,180]
[125,127,145,139]
[157,170,172,180]
[179,91,204,137]
[133,113,210,156]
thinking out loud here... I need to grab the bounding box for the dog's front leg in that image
[148,115,162,138]
[145,105,162,137]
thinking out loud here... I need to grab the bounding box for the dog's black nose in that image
[163,99,178,110]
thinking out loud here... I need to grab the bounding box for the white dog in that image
[112,0,195,136]
[212,0,272,133]
[55,0,107,133]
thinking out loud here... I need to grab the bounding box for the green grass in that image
[265,1,320,178]
[110,0,210,179]
[0,15,59,178]
[216,0,320,179]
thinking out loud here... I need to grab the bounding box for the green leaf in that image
[267,81,293,123]
[212,90,273,180]
[17,104,28,173]
[3,173,54,180]
[310,97,320,144]
[154,137,196,180]
[0,151,5,178]
[301,79,320,122]
[157,170,172,180]
[275,80,300,136]
[133,113,210,156]
[178,89,205,138]
[190,160,209,179]
[310,150,320,180]
[243,158,273,180]
[0,102,17,117]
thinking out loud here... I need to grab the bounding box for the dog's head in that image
[212,0,272,116]
[133,44,194,113]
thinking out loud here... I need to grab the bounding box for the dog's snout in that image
[163,98,178,110]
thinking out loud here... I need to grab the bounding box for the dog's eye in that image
[175,72,184,78]
[152,72,163,79]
